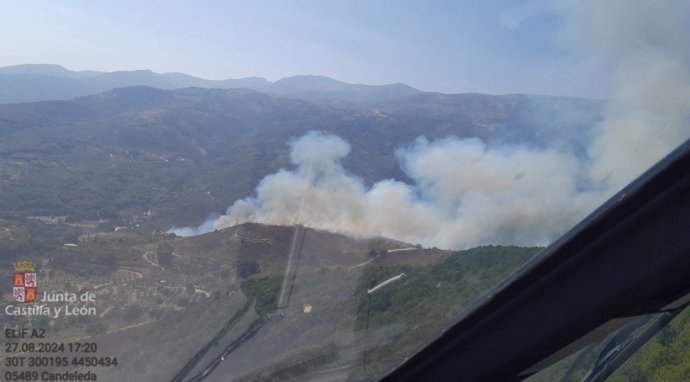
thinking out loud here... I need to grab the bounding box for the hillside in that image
[0,211,539,381]
[169,223,450,277]
[0,86,601,229]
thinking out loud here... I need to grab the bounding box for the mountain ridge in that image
[0,64,422,105]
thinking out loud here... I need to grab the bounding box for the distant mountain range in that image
[0,64,420,105]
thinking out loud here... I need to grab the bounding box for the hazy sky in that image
[1,0,607,96]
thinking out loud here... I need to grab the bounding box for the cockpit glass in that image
[1,2,689,381]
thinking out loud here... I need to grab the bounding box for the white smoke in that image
[170,132,601,249]
[169,1,690,250]
[572,0,690,189]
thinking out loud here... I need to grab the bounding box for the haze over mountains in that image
[0,64,420,106]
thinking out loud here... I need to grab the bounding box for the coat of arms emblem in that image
[12,261,37,303]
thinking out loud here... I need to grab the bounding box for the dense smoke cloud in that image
[170,132,600,248]
[572,0,690,189]
[170,0,690,249]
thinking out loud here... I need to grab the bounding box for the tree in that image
[237,261,261,278]
[157,242,174,268]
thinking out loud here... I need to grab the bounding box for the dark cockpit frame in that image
[384,139,690,381]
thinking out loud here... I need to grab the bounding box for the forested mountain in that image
[0,85,601,227]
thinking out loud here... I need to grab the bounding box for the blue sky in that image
[1,0,604,96]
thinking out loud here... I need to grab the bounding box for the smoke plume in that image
[571,0,690,189]
[169,131,599,248]
[170,1,690,249]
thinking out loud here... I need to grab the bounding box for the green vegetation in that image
[525,308,690,381]
[241,275,283,316]
[237,260,261,279]
[353,245,540,377]
[607,307,690,382]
